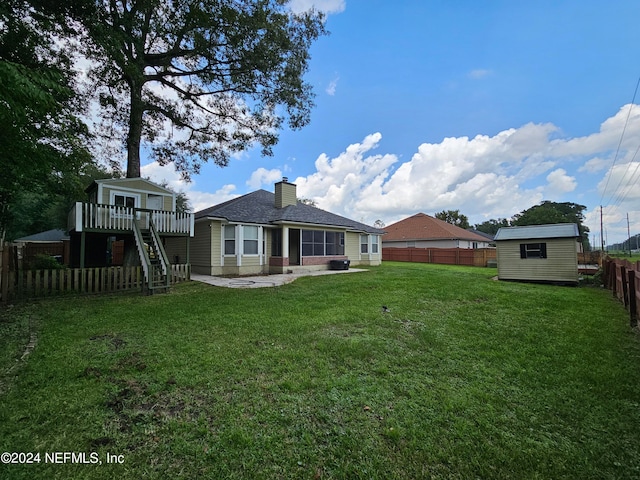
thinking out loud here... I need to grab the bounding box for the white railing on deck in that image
[68,202,194,236]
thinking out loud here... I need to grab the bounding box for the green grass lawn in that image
[1,262,640,479]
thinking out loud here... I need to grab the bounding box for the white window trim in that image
[360,234,369,255]
[223,224,237,257]
[371,235,379,254]
[110,190,140,208]
[242,225,260,257]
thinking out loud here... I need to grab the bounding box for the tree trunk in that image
[126,86,144,178]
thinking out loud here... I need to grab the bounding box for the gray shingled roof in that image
[15,229,69,242]
[494,223,580,241]
[196,190,384,234]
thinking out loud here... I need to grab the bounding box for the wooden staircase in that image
[133,217,170,293]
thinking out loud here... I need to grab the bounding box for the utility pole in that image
[627,213,632,256]
[600,206,605,253]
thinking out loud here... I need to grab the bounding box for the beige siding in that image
[497,238,578,283]
[345,232,360,262]
[99,180,174,211]
[190,221,213,274]
[264,229,272,260]
[163,237,188,264]
[275,182,297,208]
[356,234,382,266]
[103,179,170,194]
[210,223,222,268]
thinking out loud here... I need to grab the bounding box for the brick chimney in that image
[275,177,297,208]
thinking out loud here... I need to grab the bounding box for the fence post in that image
[621,266,629,307]
[1,244,9,304]
[628,270,637,328]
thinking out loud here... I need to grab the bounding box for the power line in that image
[599,76,640,206]
[610,142,640,207]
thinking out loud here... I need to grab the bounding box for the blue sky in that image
[142,0,640,246]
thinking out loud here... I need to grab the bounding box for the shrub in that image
[29,254,66,270]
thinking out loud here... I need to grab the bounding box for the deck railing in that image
[68,202,194,236]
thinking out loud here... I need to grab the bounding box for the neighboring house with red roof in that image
[382,213,493,249]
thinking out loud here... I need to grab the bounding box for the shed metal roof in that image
[494,223,580,241]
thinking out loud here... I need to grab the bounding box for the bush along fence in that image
[382,247,497,267]
[1,257,190,304]
[603,256,640,327]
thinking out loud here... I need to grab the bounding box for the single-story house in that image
[166,178,384,276]
[466,229,495,244]
[382,213,493,249]
[14,229,70,266]
[494,223,580,284]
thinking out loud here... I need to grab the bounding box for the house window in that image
[301,230,344,256]
[360,235,368,254]
[147,194,164,211]
[302,230,325,256]
[224,226,236,255]
[114,194,135,208]
[243,226,259,255]
[325,231,345,255]
[271,229,282,256]
[371,235,379,254]
[520,243,547,259]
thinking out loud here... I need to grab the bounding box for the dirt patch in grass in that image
[90,333,127,350]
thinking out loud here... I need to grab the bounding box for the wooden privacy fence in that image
[1,264,191,303]
[382,247,497,267]
[578,250,603,266]
[603,256,640,327]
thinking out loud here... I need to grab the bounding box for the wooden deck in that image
[68,202,194,236]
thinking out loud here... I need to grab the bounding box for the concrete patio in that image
[190,268,368,288]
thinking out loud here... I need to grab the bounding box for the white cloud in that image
[295,133,398,220]
[290,107,640,235]
[545,168,576,197]
[188,185,239,212]
[288,0,346,15]
[141,161,186,193]
[247,167,284,189]
[141,161,238,212]
[326,76,339,96]
[579,157,610,173]
[597,161,640,206]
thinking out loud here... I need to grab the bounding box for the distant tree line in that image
[436,201,591,250]
[608,234,640,253]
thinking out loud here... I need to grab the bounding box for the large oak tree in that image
[72,0,327,179]
[0,0,91,240]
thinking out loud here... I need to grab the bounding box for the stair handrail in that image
[148,213,170,281]
[132,218,152,283]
